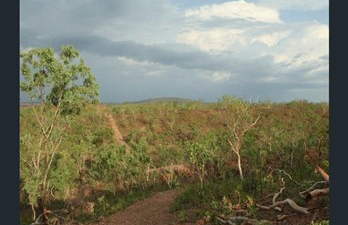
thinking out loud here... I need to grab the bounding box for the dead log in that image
[257,176,309,214]
[299,181,327,198]
[309,187,329,197]
[303,166,329,201]
[256,198,310,215]
[305,188,329,202]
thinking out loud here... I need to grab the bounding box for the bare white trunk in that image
[237,152,244,180]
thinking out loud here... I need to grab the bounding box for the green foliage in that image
[20,94,329,224]
[188,133,218,189]
[49,152,79,198]
[20,45,99,114]
[92,128,114,147]
[89,145,126,195]
[172,179,261,222]
[219,95,260,180]
[20,45,99,220]
[177,210,186,222]
[173,180,237,211]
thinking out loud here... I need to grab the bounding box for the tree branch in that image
[272,187,285,211]
[316,165,329,184]
[299,181,327,198]
[256,198,310,215]
[305,188,329,202]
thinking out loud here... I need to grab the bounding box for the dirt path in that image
[88,189,194,225]
[91,107,195,224]
[105,113,128,147]
[98,105,130,153]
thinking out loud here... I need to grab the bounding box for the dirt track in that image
[105,112,128,147]
[98,105,130,153]
[88,189,195,225]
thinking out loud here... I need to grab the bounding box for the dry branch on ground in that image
[215,215,260,225]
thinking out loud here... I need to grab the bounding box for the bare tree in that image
[220,96,260,180]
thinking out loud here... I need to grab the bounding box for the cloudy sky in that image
[20,0,329,103]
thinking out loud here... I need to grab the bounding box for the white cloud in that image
[145,70,165,77]
[116,56,169,78]
[185,0,281,23]
[210,71,232,83]
[176,19,328,90]
[176,28,293,52]
[117,56,158,67]
[176,28,246,52]
[271,23,328,69]
[251,30,291,46]
[256,0,328,11]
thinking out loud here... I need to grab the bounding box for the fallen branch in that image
[299,181,327,198]
[272,187,285,212]
[256,176,310,214]
[267,167,300,185]
[301,166,329,202]
[305,188,329,202]
[256,198,310,215]
[29,209,69,225]
[216,215,259,225]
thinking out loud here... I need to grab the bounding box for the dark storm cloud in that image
[43,35,296,81]
[20,0,179,40]
[20,0,126,27]
[33,35,225,71]
[23,32,327,94]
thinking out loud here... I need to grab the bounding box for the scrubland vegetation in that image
[20,45,329,225]
[20,98,329,225]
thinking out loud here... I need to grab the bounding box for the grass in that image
[171,178,261,220]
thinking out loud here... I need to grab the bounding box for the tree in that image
[187,132,218,190]
[219,96,260,180]
[189,140,215,190]
[20,45,99,223]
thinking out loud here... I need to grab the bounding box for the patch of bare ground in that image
[88,189,195,225]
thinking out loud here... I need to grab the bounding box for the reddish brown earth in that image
[88,189,195,225]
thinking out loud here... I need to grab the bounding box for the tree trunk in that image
[37,197,48,224]
[40,165,50,224]
[237,152,244,180]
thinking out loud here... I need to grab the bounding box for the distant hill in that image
[20,98,202,106]
[122,97,195,104]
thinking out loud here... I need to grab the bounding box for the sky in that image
[20,0,329,103]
